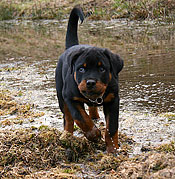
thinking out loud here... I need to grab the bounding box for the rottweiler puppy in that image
[55,6,123,153]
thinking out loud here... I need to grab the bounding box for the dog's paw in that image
[84,126,101,142]
[106,143,119,153]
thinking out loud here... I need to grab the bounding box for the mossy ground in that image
[0,127,174,178]
[0,91,175,178]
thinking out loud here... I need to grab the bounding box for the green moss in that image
[39,125,49,130]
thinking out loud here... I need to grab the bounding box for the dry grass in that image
[0,90,44,126]
[0,0,175,20]
[0,126,174,178]
[112,0,175,19]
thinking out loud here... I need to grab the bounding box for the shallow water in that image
[0,19,175,154]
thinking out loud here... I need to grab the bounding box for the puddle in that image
[0,19,175,155]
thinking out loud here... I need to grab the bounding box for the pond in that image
[0,19,175,154]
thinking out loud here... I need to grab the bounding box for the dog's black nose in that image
[86,79,96,89]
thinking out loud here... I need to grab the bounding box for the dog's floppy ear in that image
[68,48,85,73]
[103,49,124,78]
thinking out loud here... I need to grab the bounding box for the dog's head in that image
[69,47,123,103]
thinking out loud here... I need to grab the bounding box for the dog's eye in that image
[99,67,105,73]
[79,67,85,73]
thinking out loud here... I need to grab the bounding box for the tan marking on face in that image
[83,63,87,67]
[78,79,87,91]
[109,73,112,81]
[98,61,102,66]
[95,81,107,94]
[74,72,77,83]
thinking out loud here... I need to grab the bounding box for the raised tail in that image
[65,6,85,50]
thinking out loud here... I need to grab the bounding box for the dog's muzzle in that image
[86,79,96,90]
[78,79,105,104]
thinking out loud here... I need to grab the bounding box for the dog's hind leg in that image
[63,104,74,133]
[103,97,120,153]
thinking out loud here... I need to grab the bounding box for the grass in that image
[113,0,175,20]
[156,141,175,153]
[0,2,16,20]
[0,124,132,177]
[0,0,175,21]
[0,0,65,20]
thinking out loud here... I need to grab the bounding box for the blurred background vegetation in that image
[0,0,175,21]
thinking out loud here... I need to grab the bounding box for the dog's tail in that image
[65,6,85,50]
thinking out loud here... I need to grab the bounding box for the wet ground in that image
[0,19,175,156]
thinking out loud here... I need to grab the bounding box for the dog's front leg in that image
[66,100,101,141]
[103,97,120,153]
[89,106,100,119]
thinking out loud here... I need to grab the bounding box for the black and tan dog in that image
[55,6,123,153]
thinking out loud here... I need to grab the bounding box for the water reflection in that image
[82,20,175,113]
[0,19,175,113]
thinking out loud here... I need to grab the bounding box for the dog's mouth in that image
[78,80,107,104]
[81,90,104,104]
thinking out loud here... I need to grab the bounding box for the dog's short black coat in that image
[55,6,123,153]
